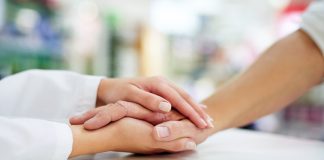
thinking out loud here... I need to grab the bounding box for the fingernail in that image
[185,141,197,150]
[199,118,207,127]
[159,102,171,112]
[156,126,170,138]
[208,115,214,122]
[200,104,208,109]
[206,117,214,128]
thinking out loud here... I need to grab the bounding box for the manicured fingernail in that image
[199,118,207,127]
[207,117,214,128]
[208,115,214,122]
[200,104,208,109]
[159,102,171,112]
[185,141,197,150]
[156,126,170,138]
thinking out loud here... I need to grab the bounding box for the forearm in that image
[203,29,324,133]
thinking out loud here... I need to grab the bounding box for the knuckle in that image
[144,94,160,107]
[126,85,137,94]
[167,121,182,133]
[105,103,115,108]
[143,93,154,100]
[116,101,129,111]
[151,113,167,123]
[182,91,191,100]
[166,111,184,121]
[151,76,165,83]
[96,111,109,120]
[83,109,97,117]
[183,119,196,129]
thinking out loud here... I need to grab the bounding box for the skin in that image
[69,78,206,157]
[96,76,211,128]
[153,29,324,145]
[70,101,185,129]
[69,118,196,157]
[69,29,324,157]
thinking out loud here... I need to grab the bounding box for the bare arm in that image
[153,29,324,144]
[205,29,324,132]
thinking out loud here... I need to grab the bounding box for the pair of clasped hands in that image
[69,77,214,157]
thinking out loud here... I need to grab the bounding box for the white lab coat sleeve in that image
[0,117,72,160]
[0,69,103,160]
[301,1,324,55]
[0,69,103,120]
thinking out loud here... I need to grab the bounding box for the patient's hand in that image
[96,76,211,128]
[70,101,184,130]
[70,118,197,157]
[152,119,214,146]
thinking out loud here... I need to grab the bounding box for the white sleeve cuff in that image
[74,75,103,113]
[0,117,74,160]
[52,123,73,160]
[301,1,324,56]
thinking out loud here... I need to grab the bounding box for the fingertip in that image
[69,117,76,124]
[199,104,208,109]
[83,120,99,130]
[147,113,167,125]
[206,115,215,128]
[185,141,197,150]
[194,117,208,129]
[163,138,197,152]
[69,115,83,124]
[83,117,104,130]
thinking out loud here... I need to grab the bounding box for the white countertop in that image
[71,129,324,160]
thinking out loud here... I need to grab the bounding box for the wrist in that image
[202,92,239,132]
[69,125,116,157]
[69,125,86,157]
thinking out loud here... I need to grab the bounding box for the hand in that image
[152,119,216,146]
[96,76,211,128]
[70,101,184,130]
[70,118,198,157]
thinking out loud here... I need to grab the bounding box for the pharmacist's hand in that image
[70,101,184,130]
[96,77,211,128]
[70,118,198,157]
[152,119,214,145]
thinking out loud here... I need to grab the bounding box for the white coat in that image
[0,70,102,160]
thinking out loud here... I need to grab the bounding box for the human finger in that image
[153,120,201,142]
[157,137,197,152]
[83,103,127,130]
[69,108,100,125]
[166,80,213,128]
[127,86,172,113]
[150,83,208,128]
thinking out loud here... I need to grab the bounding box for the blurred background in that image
[1,0,324,141]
